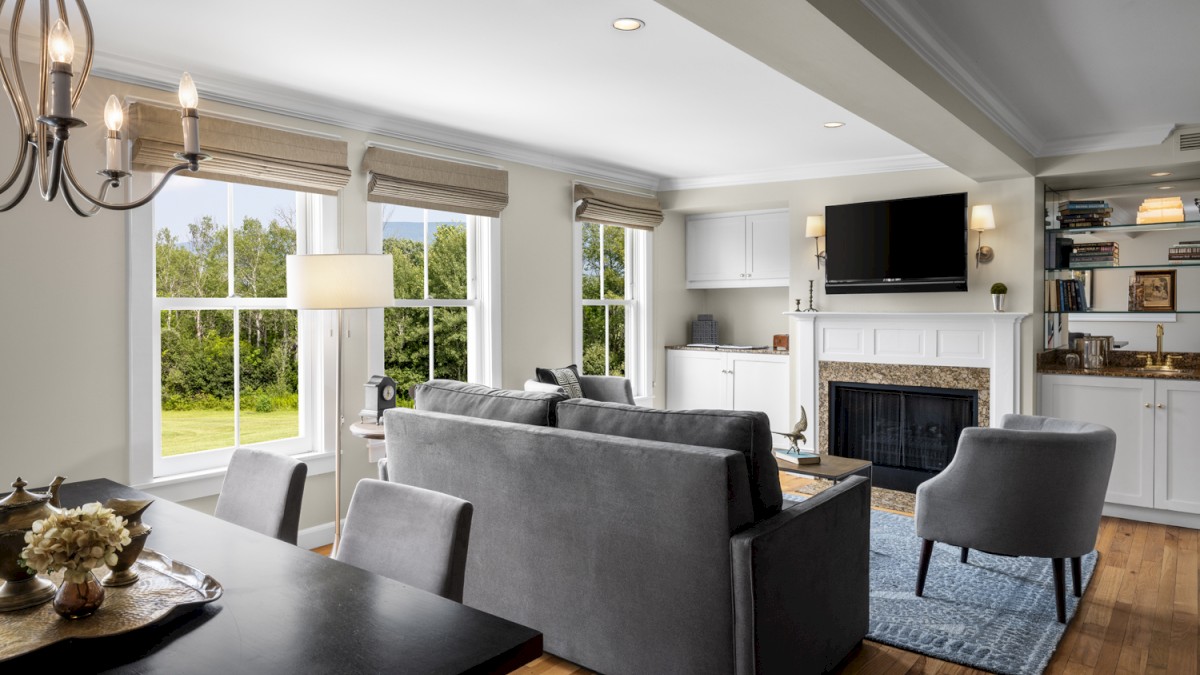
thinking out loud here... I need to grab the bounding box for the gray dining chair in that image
[914,413,1116,623]
[336,479,474,602]
[214,447,307,545]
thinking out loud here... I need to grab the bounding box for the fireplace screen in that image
[829,382,977,476]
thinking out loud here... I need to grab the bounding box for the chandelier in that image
[0,0,207,216]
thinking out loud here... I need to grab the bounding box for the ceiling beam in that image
[655,0,1034,182]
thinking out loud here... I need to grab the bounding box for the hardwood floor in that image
[317,474,1200,674]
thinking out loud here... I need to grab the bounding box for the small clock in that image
[361,375,397,424]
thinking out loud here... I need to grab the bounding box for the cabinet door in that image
[1154,380,1200,514]
[746,211,790,284]
[666,350,728,411]
[730,354,790,447]
[686,215,746,286]
[1040,375,1154,508]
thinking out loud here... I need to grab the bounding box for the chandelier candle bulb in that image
[178,73,200,156]
[47,21,76,119]
[103,96,123,172]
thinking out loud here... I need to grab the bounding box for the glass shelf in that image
[1046,219,1200,235]
[1046,261,1200,273]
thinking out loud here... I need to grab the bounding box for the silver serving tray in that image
[0,548,222,661]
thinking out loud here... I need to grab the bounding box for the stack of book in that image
[1045,277,1090,312]
[1069,241,1119,267]
[1056,200,1111,228]
[1137,197,1184,224]
[1169,240,1200,261]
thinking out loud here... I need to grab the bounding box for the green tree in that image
[580,222,626,376]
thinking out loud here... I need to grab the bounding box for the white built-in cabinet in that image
[666,349,790,446]
[685,210,789,289]
[1040,374,1200,516]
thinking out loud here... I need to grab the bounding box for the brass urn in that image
[101,498,153,587]
[0,476,65,611]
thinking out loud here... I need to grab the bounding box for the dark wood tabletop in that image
[774,454,872,482]
[5,479,541,674]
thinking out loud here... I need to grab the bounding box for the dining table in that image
[2,478,542,674]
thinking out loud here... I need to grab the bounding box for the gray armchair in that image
[523,375,635,404]
[914,413,1116,623]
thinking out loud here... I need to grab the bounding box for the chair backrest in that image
[336,478,473,602]
[214,447,307,545]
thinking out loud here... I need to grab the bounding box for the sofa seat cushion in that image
[555,399,783,519]
[414,379,567,426]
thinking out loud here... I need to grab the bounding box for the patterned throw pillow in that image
[534,365,585,399]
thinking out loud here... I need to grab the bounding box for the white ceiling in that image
[76,0,936,190]
[864,0,1200,158]
[27,1,1195,190]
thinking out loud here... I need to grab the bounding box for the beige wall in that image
[0,73,699,534]
[660,168,1041,419]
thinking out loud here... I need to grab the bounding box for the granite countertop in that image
[667,345,788,355]
[1037,349,1200,381]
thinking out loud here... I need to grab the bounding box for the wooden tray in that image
[0,548,222,660]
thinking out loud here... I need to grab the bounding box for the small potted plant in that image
[990,282,1008,312]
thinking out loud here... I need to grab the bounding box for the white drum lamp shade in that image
[805,215,825,238]
[286,254,395,309]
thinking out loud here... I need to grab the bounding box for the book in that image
[773,450,820,465]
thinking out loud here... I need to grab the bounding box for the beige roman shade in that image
[362,147,509,218]
[128,102,351,195]
[573,184,663,230]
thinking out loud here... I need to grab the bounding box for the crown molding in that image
[89,52,663,191]
[1039,125,1176,158]
[862,0,1047,157]
[659,154,945,192]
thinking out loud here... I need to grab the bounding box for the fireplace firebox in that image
[828,381,978,493]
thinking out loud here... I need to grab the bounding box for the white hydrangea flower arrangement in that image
[20,503,132,584]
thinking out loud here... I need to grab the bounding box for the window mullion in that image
[233,307,241,447]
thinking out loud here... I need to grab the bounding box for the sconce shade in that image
[805,215,826,238]
[969,204,996,232]
[286,254,395,309]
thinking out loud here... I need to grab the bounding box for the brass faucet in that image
[1142,324,1176,370]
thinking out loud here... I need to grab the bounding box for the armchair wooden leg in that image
[960,547,969,564]
[1052,558,1066,624]
[916,539,934,597]
[1071,557,1082,597]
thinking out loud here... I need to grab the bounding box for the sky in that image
[151,175,296,240]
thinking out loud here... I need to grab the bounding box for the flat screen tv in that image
[824,192,967,294]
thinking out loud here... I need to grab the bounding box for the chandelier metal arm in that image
[0,146,38,212]
[61,150,199,212]
[2,1,35,135]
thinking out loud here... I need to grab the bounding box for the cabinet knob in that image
[1156,403,1165,409]
[1145,403,1152,408]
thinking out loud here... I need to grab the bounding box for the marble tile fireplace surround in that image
[786,312,1027,463]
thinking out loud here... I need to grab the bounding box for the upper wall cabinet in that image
[686,210,790,289]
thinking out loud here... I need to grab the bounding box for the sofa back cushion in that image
[414,379,566,426]
[556,399,783,519]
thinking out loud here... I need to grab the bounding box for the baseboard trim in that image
[1103,503,1200,530]
[298,520,341,551]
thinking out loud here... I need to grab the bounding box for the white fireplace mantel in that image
[786,311,1028,451]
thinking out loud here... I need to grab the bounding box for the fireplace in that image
[829,381,978,493]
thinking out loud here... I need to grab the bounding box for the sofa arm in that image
[730,476,870,675]
[377,457,389,482]
[578,375,635,404]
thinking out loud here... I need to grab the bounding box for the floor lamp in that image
[287,253,394,553]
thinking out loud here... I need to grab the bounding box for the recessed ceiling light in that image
[1157,185,1174,190]
[823,122,845,128]
[1150,171,1172,177]
[612,17,644,31]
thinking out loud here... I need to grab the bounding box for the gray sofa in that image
[381,380,870,675]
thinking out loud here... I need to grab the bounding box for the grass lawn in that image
[161,409,300,456]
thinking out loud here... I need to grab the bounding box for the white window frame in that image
[366,203,501,388]
[128,175,337,499]
[572,219,653,405]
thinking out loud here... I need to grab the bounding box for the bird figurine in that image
[772,406,808,452]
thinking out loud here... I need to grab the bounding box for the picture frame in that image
[1132,270,1176,311]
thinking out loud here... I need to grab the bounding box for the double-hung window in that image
[131,177,331,483]
[367,203,499,404]
[574,221,652,401]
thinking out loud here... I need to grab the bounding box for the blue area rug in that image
[783,493,1097,675]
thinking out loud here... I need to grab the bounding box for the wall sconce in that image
[806,215,826,268]
[969,204,996,267]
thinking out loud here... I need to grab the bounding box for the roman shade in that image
[573,183,663,230]
[129,102,351,195]
[362,146,509,218]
